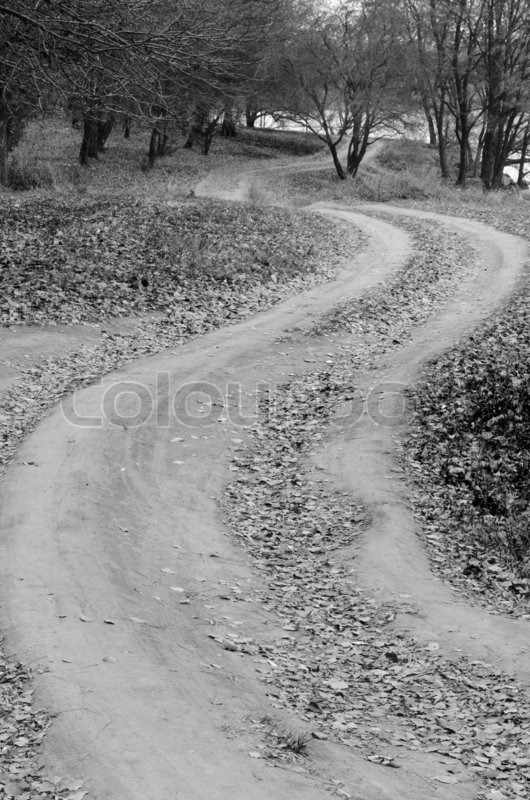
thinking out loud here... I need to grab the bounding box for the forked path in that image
[0,168,529,800]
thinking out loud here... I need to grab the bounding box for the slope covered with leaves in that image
[391,198,530,614]
[0,196,358,326]
[403,277,530,614]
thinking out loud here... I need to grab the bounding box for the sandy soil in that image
[0,148,529,800]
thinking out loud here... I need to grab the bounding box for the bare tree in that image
[0,0,288,178]
[479,0,530,189]
[280,0,413,179]
[403,0,530,188]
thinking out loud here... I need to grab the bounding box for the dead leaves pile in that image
[0,196,359,326]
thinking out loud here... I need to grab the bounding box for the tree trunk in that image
[156,116,168,157]
[202,119,218,155]
[222,108,237,137]
[434,98,450,178]
[245,105,258,128]
[327,141,345,179]
[97,113,114,152]
[481,124,497,189]
[347,121,370,178]
[517,123,530,187]
[455,145,467,186]
[472,124,485,178]
[455,117,470,187]
[79,114,99,165]
[427,114,437,146]
[147,107,168,166]
[0,118,8,186]
[157,130,168,157]
[421,94,437,145]
[184,103,208,149]
[466,140,474,169]
[438,136,450,178]
[123,116,131,138]
[148,127,160,168]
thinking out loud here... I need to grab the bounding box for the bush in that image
[7,157,54,191]
[355,169,435,201]
[239,128,324,157]
[376,139,439,173]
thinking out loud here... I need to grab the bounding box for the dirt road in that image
[0,154,529,800]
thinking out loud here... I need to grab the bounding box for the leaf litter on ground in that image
[0,196,360,326]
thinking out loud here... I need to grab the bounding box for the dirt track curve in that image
[0,152,529,800]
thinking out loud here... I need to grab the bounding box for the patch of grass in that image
[356,140,454,202]
[256,717,312,757]
[272,728,311,754]
[263,147,452,205]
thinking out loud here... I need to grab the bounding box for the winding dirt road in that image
[1,153,529,800]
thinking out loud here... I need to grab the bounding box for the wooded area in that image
[1,0,529,188]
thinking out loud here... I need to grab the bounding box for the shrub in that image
[355,169,435,201]
[7,157,54,191]
[376,139,439,173]
[239,128,324,157]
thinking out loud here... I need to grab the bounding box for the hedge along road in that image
[0,163,529,800]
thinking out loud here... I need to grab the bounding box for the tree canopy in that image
[1,0,529,187]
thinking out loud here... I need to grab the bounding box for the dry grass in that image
[4,116,323,202]
[265,137,529,210]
